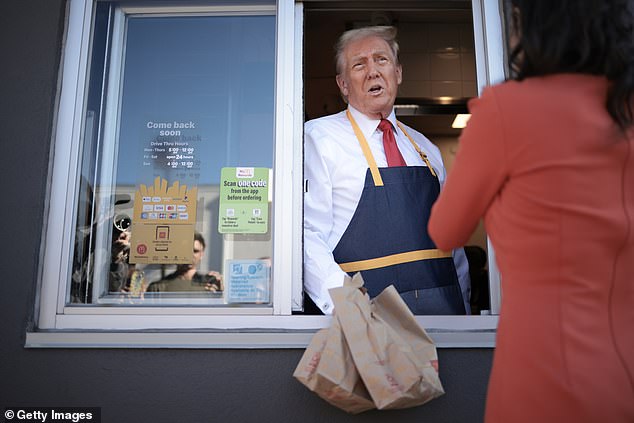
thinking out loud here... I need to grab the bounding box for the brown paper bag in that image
[293,312,375,414]
[329,273,445,410]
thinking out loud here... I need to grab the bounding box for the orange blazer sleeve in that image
[429,86,509,250]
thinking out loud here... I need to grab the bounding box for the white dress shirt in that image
[304,106,471,314]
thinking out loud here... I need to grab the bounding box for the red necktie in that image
[378,119,406,167]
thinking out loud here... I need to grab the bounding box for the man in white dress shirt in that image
[303,26,471,315]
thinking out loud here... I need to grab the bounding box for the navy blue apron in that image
[332,111,465,315]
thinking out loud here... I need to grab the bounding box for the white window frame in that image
[472,0,505,314]
[28,0,504,349]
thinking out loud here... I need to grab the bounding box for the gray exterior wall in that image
[0,1,493,422]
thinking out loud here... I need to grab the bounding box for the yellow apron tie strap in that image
[338,248,452,273]
[346,110,384,187]
[397,122,437,177]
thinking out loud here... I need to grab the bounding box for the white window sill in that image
[25,315,498,348]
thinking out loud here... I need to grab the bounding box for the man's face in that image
[336,35,402,120]
[192,240,204,268]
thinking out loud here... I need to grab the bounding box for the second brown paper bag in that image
[293,312,375,414]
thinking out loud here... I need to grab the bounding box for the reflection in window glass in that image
[71,5,275,308]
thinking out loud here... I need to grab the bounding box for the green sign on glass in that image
[218,167,270,234]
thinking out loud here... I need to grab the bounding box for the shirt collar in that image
[348,105,398,140]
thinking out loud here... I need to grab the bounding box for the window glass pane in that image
[71,5,276,307]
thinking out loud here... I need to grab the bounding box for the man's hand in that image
[204,271,224,292]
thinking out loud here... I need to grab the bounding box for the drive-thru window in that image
[28,0,506,348]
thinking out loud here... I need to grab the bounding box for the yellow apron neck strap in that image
[346,109,384,186]
[346,110,438,186]
[396,122,437,177]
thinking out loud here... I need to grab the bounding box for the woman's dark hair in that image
[507,0,634,131]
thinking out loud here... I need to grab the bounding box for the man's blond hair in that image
[334,26,400,75]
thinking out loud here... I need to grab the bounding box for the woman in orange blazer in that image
[428,1,634,422]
